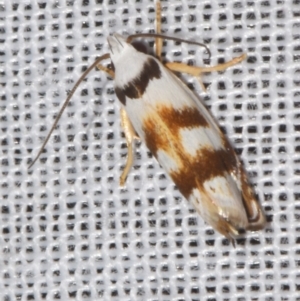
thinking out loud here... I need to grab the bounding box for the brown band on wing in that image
[144,105,210,157]
[143,104,237,198]
[170,147,236,198]
[220,134,239,177]
[114,57,162,105]
[115,86,126,105]
[158,105,209,130]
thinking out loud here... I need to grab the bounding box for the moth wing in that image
[110,37,265,239]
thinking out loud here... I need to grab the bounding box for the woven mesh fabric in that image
[1,0,300,300]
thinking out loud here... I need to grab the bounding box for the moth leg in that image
[96,64,115,77]
[165,53,247,89]
[119,108,139,186]
[96,64,138,185]
[155,0,163,60]
[197,75,207,92]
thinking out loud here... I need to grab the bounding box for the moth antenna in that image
[127,33,211,59]
[28,53,110,169]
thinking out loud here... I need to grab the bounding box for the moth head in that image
[107,33,135,64]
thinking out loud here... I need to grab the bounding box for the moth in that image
[29,1,266,244]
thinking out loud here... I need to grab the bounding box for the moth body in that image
[108,34,266,241]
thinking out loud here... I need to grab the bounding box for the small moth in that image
[29,1,265,243]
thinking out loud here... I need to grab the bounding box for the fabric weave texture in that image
[0,0,299,300]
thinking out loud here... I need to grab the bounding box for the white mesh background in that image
[0,0,300,300]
